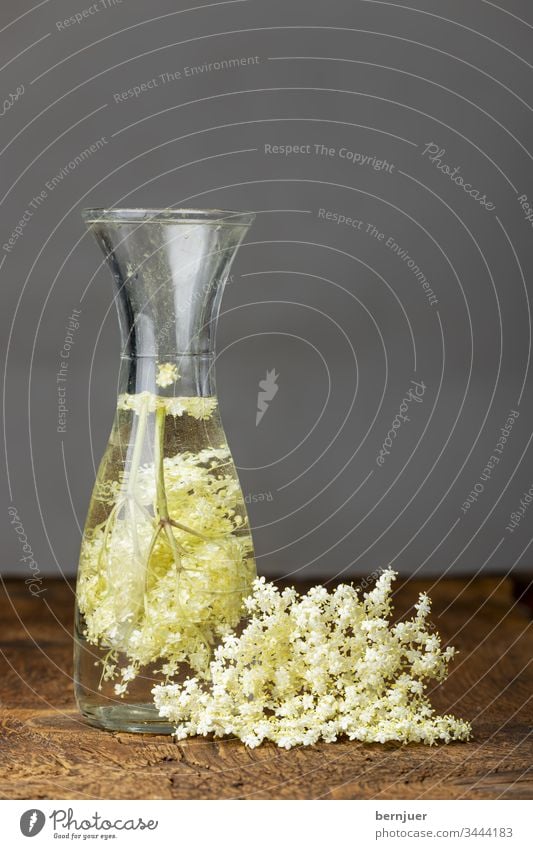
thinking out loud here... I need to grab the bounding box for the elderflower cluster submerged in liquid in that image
[76,388,255,696]
[156,361,179,388]
[153,570,471,748]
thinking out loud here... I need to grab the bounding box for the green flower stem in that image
[127,395,150,568]
[127,394,149,495]
[145,403,221,590]
[151,404,215,656]
[169,518,212,542]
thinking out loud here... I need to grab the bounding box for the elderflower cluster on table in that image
[153,569,471,749]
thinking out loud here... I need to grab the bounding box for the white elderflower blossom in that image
[76,392,255,695]
[117,392,217,420]
[153,570,471,749]
[156,362,179,388]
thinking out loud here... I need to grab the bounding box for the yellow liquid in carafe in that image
[74,399,255,732]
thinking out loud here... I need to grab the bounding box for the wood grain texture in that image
[0,576,531,800]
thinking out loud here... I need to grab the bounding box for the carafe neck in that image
[119,353,217,398]
[83,208,254,358]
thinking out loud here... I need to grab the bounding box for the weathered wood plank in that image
[0,576,531,800]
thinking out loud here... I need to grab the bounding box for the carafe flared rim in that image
[82,207,255,226]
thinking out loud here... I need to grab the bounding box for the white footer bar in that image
[2,799,530,848]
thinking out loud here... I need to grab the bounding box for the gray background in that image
[2,0,533,580]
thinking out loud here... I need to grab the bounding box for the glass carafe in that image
[74,208,256,733]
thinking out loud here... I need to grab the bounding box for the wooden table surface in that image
[0,576,531,800]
